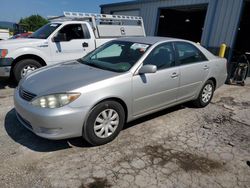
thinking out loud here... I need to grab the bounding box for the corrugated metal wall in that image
[203,0,244,49]
[101,0,244,52]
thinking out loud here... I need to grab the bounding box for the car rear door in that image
[174,42,210,101]
[132,42,180,116]
[50,23,95,63]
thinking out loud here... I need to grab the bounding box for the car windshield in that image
[79,41,150,72]
[29,23,61,39]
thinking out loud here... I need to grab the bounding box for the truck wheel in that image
[193,80,215,108]
[83,101,125,146]
[13,59,42,82]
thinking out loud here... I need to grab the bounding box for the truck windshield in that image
[79,41,150,73]
[29,23,61,39]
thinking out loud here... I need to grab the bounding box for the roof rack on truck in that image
[48,11,146,38]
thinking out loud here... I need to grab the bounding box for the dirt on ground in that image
[0,78,249,188]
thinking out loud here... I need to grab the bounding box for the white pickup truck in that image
[0,12,145,82]
[0,29,10,40]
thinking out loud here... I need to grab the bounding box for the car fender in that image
[9,47,49,64]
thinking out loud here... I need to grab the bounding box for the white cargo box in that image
[49,11,146,38]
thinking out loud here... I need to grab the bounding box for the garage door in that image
[157,5,207,42]
[112,10,140,16]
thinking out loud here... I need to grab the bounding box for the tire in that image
[83,100,125,146]
[193,80,215,108]
[13,59,42,82]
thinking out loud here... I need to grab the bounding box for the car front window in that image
[79,41,150,72]
[29,23,61,39]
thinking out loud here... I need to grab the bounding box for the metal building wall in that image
[203,0,244,52]
[101,0,244,53]
[102,0,209,37]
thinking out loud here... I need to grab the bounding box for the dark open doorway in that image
[232,1,250,62]
[156,5,208,42]
[231,0,250,77]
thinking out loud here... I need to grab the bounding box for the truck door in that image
[50,23,95,63]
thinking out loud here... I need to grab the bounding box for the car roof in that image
[116,36,180,45]
[116,36,217,60]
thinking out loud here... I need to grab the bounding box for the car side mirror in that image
[53,33,67,42]
[139,65,157,74]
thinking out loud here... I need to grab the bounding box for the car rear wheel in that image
[13,59,42,82]
[193,80,215,108]
[83,101,125,146]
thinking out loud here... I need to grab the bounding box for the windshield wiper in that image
[77,59,89,65]
[77,59,117,72]
[77,59,101,69]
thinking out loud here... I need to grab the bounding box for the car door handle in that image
[171,72,179,78]
[203,65,209,70]
[82,42,88,48]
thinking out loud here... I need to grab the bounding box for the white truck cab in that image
[0,12,145,82]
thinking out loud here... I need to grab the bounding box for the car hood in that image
[0,38,47,48]
[20,60,120,95]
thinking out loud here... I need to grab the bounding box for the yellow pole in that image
[219,43,227,58]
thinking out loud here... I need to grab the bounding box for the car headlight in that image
[0,49,8,58]
[31,93,81,109]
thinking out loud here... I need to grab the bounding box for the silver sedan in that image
[14,37,227,145]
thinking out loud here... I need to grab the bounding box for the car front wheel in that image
[193,80,215,108]
[83,101,125,146]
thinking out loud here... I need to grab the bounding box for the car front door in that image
[132,42,180,116]
[50,23,95,63]
[174,42,210,101]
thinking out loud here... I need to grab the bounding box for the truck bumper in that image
[0,58,13,77]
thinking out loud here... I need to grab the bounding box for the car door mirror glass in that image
[53,33,67,42]
[139,65,157,74]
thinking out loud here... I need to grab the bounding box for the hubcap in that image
[21,65,37,78]
[202,84,213,103]
[94,109,119,138]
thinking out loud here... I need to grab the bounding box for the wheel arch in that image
[91,97,128,122]
[82,97,128,133]
[11,54,47,75]
[82,97,129,140]
[207,77,217,89]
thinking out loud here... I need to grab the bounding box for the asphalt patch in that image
[241,101,250,107]
[82,178,111,188]
[203,114,232,125]
[247,161,250,167]
[144,145,223,173]
[217,97,237,106]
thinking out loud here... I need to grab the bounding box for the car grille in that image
[19,87,37,102]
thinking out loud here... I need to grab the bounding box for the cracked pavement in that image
[0,78,249,188]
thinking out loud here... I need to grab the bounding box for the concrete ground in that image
[0,78,249,188]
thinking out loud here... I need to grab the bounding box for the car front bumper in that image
[14,88,89,140]
[0,58,13,77]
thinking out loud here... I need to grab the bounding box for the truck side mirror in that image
[53,33,67,42]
